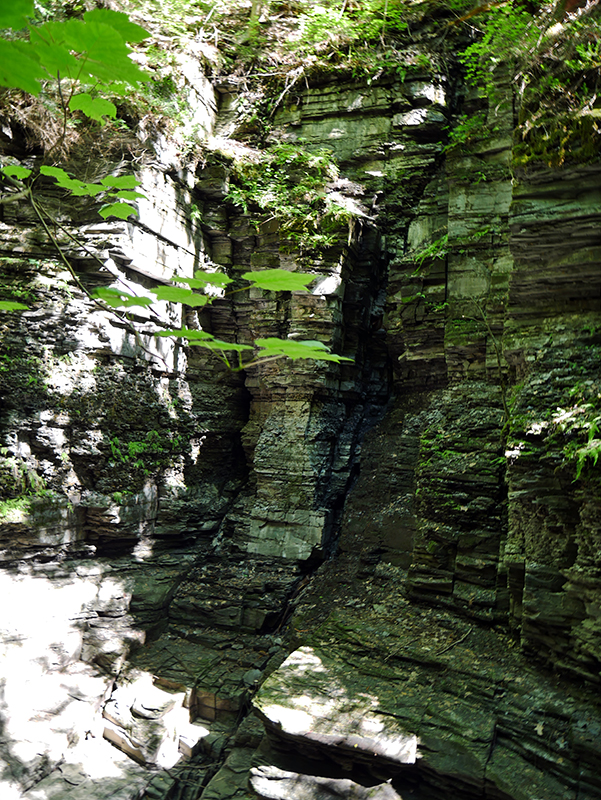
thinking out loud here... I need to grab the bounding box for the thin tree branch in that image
[34,202,167,327]
[270,66,304,117]
[28,193,171,370]
[436,627,472,655]
[0,189,30,204]
[470,299,509,423]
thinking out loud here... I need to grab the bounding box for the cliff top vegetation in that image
[0,0,599,363]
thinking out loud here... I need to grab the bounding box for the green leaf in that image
[71,20,149,85]
[197,339,253,353]
[152,286,208,306]
[0,0,34,30]
[83,9,150,43]
[100,175,140,189]
[174,272,234,289]
[28,29,80,78]
[155,328,215,340]
[69,93,116,121]
[0,40,45,95]
[114,189,146,200]
[0,300,28,311]
[40,166,105,197]
[154,327,252,353]
[241,269,314,292]
[98,202,138,220]
[93,287,153,308]
[254,337,353,362]
[67,182,105,197]
[105,82,130,96]
[2,165,32,180]
[36,19,148,86]
[40,165,72,183]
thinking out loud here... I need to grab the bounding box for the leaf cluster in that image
[97,266,351,369]
[558,377,601,480]
[0,3,352,372]
[509,369,601,482]
[453,1,601,167]
[291,0,409,58]
[443,111,488,152]
[108,429,183,473]
[199,0,438,92]
[458,2,538,90]
[226,142,352,251]
[0,163,145,234]
[0,2,149,112]
[413,233,450,270]
[515,10,601,166]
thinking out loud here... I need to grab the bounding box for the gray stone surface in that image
[250,766,402,799]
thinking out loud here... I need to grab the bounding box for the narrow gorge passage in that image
[1,2,601,799]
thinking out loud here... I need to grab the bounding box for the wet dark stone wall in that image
[0,54,600,800]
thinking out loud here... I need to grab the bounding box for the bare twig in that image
[0,188,30,204]
[270,66,304,117]
[28,193,172,370]
[471,298,510,423]
[436,626,472,655]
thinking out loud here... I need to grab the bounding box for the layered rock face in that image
[1,37,601,800]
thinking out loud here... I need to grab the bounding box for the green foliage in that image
[287,0,444,83]
[241,268,314,292]
[128,0,213,42]
[292,3,355,54]
[459,3,538,91]
[254,338,353,363]
[574,425,601,480]
[0,496,33,522]
[126,267,352,369]
[0,4,352,372]
[290,0,409,64]
[0,5,148,219]
[178,272,233,289]
[2,165,32,180]
[0,164,145,221]
[0,0,34,29]
[0,3,149,98]
[510,369,601,482]
[413,233,449,269]
[154,285,210,305]
[199,0,425,98]
[514,12,601,167]
[108,429,184,473]
[0,346,46,394]
[0,450,47,514]
[69,93,117,122]
[444,112,488,152]
[93,287,154,309]
[39,165,102,196]
[555,376,601,480]
[452,1,601,167]
[226,142,351,252]
[565,36,601,71]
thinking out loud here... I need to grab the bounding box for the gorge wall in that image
[1,8,601,800]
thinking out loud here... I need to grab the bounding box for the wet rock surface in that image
[285,563,601,800]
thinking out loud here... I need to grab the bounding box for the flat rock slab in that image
[252,600,601,799]
[250,765,402,800]
[253,646,418,771]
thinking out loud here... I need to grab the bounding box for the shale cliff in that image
[1,3,601,799]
